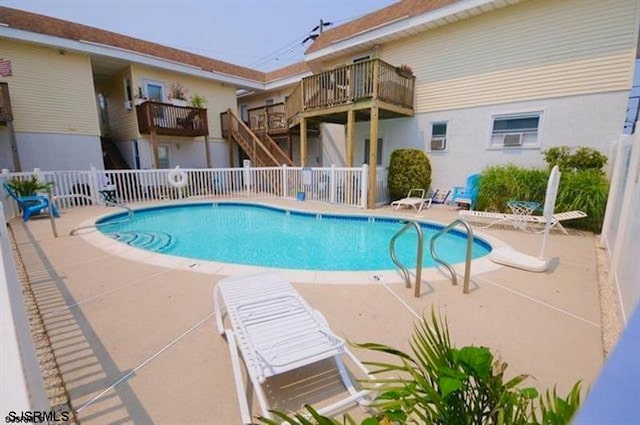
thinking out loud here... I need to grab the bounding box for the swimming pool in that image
[97,203,492,271]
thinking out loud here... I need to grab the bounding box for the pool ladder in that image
[389,219,474,297]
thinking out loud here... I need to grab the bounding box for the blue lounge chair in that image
[2,182,59,221]
[451,173,481,209]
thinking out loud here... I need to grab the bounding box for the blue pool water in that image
[97,203,491,271]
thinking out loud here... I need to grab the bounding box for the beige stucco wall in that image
[0,39,100,135]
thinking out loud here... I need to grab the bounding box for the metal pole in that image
[47,187,58,238]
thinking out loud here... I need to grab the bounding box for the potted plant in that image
[168,82,188,106]
[396,64,414,77]
[190,93,207,108]
[8,176,53,196]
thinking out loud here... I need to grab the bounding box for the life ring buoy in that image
[167,167,188,188]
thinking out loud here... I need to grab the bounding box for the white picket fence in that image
[1,165,390,221]
[601,132,640,321]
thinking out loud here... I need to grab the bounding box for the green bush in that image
[476,165,548,212]
[476,165,608,232]
[556,169,609,232]
[261,310,582,425]
[387,149,431,201]
[543,146,607,173]
[8,176,53,196]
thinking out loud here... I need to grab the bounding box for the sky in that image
[1,0,397,71]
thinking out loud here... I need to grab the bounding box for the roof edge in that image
[0,26,266,89]
[306,0,504,61]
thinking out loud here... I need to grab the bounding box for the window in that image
[265,98,275,106]
[490,112,541,148]
[123,77,133,110]
[157,144,170,169]
[364,138,383,165]
[239,104,249,122]
[429,121,447,151]
[124,78,132,100]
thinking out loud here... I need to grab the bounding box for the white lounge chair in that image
[391,188,429,212]
[213,273,375,424]
[459,209,587,234]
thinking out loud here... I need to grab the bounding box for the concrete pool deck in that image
[9,199,604,424]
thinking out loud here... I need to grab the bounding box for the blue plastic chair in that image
[2,182,59,221]
[451,173,481,209]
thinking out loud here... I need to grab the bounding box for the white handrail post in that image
[281,165,287,199]
[89,165,100,204]
[330,164,336,204]
[1,169,16,219]
[360,164,369,209]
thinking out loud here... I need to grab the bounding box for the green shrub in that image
[8,176,53,196]
[387,149,431,201]
[476,165,548,212]
[556,169,609,232]
[543,146,607,173]
[260,309,582,425]
[476,165,608,232]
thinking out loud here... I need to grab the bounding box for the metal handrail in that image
[60,194,134,236]
[430,219,473,294]
[389,220,424,298]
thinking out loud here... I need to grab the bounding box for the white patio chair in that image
[213,273,375,424]
[391,188,429,212]
[459,209,586,234]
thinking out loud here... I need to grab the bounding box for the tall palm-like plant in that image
[260,309,581,425]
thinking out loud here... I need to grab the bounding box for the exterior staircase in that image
[223,108,293,167]
[101,137,129,169]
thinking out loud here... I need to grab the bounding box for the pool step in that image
[107,231,174,251]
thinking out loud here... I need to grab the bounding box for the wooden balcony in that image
[248,103,288,135]
[0,82,12,124]
[285,59,415,126]
[136,101,208,137]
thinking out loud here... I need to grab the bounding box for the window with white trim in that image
[490,112,541,148]
[429,121,447,151]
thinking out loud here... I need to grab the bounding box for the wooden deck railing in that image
[248,103,288,134]
[0,83,12,123]
[136,101,208,137]
[284,59,415,123]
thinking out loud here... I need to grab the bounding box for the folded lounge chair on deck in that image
[2,182,59,221]
[391,188,429,212]
[459,209,587,234]
[213,273,374,424]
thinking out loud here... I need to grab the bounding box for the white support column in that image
[360,164,369,209]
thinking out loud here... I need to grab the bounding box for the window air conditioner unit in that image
[124,100,133,111]
[503,133,523,147]
[430,137,446,151]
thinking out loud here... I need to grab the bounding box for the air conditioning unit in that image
[124,100,133,111]
[503,133,523,147]
[430,137,446,151]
